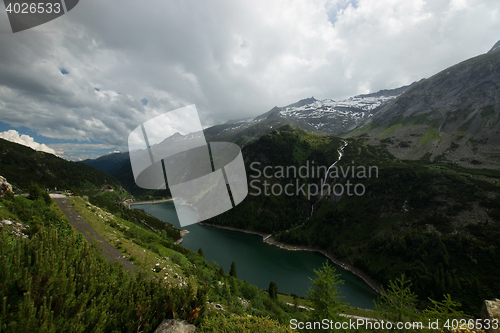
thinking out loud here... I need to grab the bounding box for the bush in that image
[0,226,206,332]
[197,313,293,333]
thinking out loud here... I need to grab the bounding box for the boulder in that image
[153,319,196,333]
[0,176,12,197]
[482,298,500,333]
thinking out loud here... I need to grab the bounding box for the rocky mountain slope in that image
[353,40,500,169]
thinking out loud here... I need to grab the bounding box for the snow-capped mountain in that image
[204,83,415,144]
[275,95,395,131]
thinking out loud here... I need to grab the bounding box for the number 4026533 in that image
[5,2,62,14]
[444,318,499,331]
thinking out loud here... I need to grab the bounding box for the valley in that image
[1,39,500,332]
[77,41,500,319]
[1,135,490,331]
[207,127,500,315]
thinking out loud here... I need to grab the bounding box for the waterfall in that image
[309,204,314,218]
[322,140,348,186]
[308,140,348,219]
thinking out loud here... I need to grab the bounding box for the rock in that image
[482,298,500,333]
[153,319,196,333]
[237,297,249,308]
[0,176,12,197]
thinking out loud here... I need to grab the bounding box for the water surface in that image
[135,202,376,309]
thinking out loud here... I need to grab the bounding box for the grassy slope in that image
[2,186,475,331]
[0,194,206,332]
[68,196,188,282]
[1,192,314,332]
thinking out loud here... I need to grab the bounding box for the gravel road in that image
[51,194,136,272]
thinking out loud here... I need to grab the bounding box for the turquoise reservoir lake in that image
[134,202,376,309]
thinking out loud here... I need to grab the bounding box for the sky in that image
[0,0,498,160]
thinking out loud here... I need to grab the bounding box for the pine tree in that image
[424,294,464,329]
[375,274,418,323]
[268,281,278,301]
[229,277,239,296]
[307,262,344,321]
[229,261,237,278]
[198,247,204,258]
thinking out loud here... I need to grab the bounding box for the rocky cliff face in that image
[355,41,500,169]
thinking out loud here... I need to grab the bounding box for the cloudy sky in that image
[0,0,498,160]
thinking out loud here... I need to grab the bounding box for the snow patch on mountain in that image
[278,95,394,120]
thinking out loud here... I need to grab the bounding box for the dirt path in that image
[51,194,136,272]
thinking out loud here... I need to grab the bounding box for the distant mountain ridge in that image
[204,83,416,145]
[84,83,413,190]
[81,152,129,175]
[488,40,500,53]
[0,138,119,190]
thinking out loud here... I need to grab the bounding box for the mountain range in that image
[203,82,416,146]
[84,40,500,178]
[81,86,412,192]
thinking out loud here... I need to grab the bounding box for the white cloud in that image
[0,130,56,155]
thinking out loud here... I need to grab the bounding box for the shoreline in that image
[174,230,189,244]
[128,198,173,207]
[199,222,382,295]
[130,199,200,217]
[129,201,188,244]
[197,222,270,238]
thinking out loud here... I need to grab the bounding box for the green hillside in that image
[208,125,500,315]
[0,153,475,331]
[0,139,119,190]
